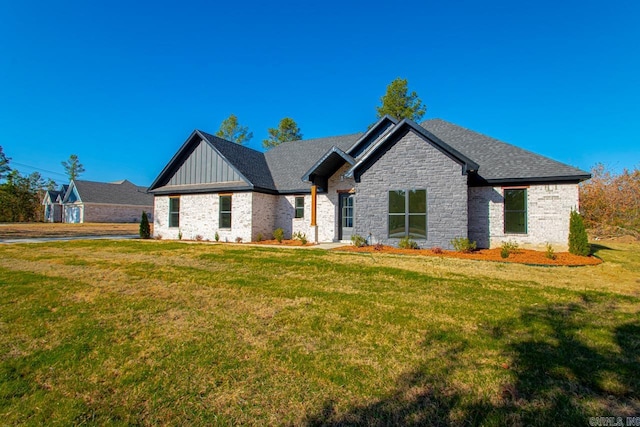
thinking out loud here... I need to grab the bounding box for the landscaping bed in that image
[252,239,315,246]
[333,244,602,266]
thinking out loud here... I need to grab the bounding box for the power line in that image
[10,161,68,179]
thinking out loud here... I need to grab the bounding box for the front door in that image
[339,193,354,241]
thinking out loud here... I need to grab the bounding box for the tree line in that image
[0,149,85,222]
[580,164,640,237]
[215,77,425,148]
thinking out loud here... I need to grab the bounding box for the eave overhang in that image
[302,146,355,184]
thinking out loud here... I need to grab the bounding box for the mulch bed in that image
[332,245,602,266]
[252,239,316,247]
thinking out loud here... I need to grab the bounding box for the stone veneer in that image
[354,131,468,249]
[468,183,579,250]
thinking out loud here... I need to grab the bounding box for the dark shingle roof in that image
[73,180,153,206]
[264,133,361,192]
[420,119,589,182]
[151,118,588,195]
[198,131,276,191]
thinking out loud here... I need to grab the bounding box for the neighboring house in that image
[42,184,69,223]
[62,179,154,223]
[149,117,590,249]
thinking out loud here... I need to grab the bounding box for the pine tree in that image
[139,211,151,239]
[215,114,253,145]
[376,77,426,122]
[568,209,590,256]
[263,117,302,149]
[61,154,85,181]
[0,146,11,180]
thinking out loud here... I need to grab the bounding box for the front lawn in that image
[0,240,638,425]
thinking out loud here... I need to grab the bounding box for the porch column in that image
[311,184,317,226]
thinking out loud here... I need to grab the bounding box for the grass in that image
[0,223,141,239]
[0,239,638,425]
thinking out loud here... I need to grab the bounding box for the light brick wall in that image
[468,183,579,250]
[82,203,154,223]
[252,192,277,240]
[153,192,253,242]
[354,131,468,249]
[273,195,315,240]
[318,163,356,242]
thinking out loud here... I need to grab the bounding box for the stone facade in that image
[468,183,579,250]
[354,131,468,249]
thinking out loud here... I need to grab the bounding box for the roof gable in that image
[346,115,397,158]
[345,119,479,181]
[149,131,276,194]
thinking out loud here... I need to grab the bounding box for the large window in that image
[295,196,304,219]
[219,195,232,229]
[504,188,527,234]
[388,189,427,239]
[169,197,180,228]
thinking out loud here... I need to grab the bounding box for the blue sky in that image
[1,0,638,186]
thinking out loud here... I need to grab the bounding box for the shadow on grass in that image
[304,299,640,426]
[590,243,615,257]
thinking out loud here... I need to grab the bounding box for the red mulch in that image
[332,245,602,266]
[252,239,315,247]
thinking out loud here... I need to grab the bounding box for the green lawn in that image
[0,240,638,425]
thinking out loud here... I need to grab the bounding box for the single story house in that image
[42,184,69,222]
[148,117,590,249]
[62,179,154,223]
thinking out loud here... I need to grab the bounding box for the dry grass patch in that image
[0,222,141,239]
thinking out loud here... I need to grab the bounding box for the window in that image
[504,188,527,234]
[169,197,180,228]
[388,189,427,238]
[219,195,232,228]
[295,196,304,219]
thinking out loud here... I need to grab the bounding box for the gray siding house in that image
[42,184,69,223]
[149,117,590,250]
[62,179,154,223]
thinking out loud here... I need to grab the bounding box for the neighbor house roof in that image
[149,118,589,195]
[66,179,153,206]
[42,190,61,205]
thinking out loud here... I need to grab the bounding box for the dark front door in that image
[339,193,354,241]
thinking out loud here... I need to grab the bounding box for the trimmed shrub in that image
[450,237,476,253]
[569,210,590,256]
[398,236,419,249]
[139,211,151,239]
[351,234,367,248]
[214,231,220,242]
[256,232,263,242]
[273,228,284,243]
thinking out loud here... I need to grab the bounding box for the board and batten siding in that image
[168,139,245,186]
